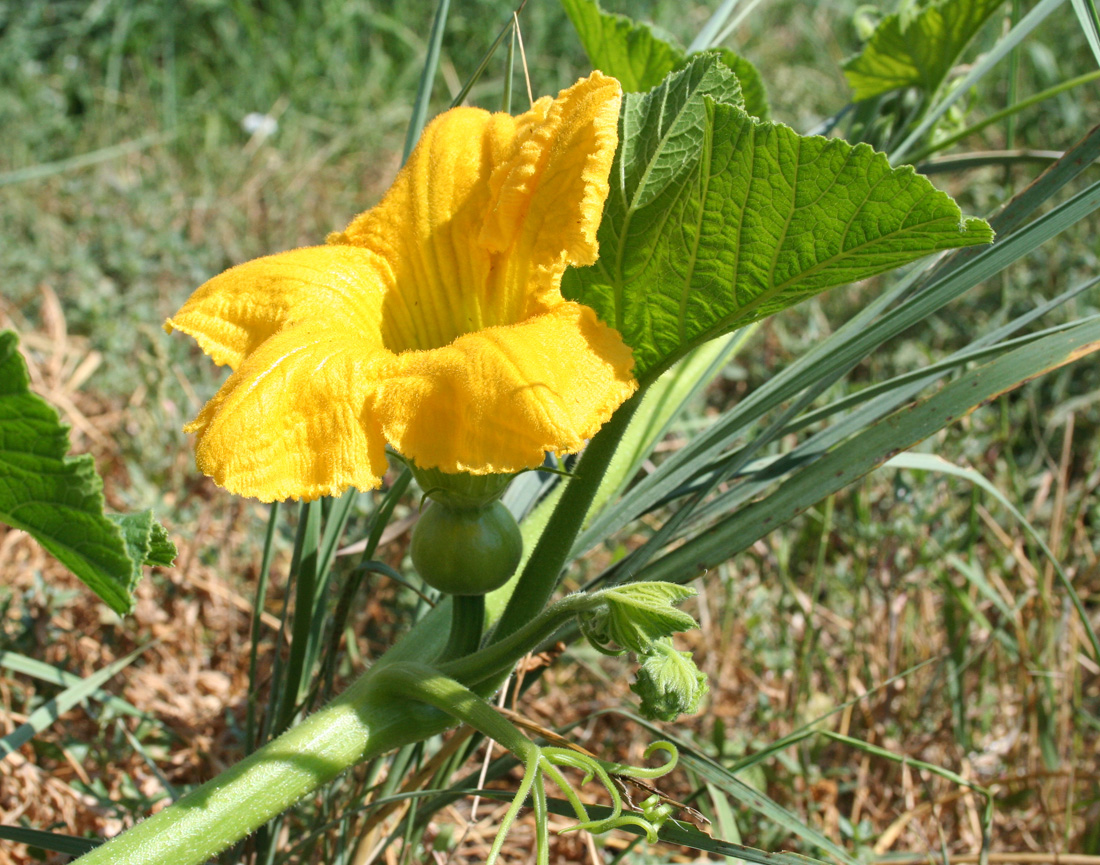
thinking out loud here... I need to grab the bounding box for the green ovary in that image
[410,500,522,595]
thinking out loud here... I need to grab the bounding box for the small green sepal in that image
[405,459,515,510]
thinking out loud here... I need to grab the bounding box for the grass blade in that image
[885,452,1100,661]
[0,651,144,719]
[0,645,148,759]
[891,0,1066,162]
[576,172,1100,558]
[613,712,856,865]
[0,133,171,187]
[636,317,1100,587]
[687,0,745,52]
[0,825,100,856]
[1070,0,1100,67]
[402,0,452,161]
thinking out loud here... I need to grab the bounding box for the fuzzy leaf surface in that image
[564,58,993,382]
[581,582,698,655]
[631,637,709,721]
[0,331,174,614]
[844,0,1006,100]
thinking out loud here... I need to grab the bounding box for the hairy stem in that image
[494,391,643,640]
[441,593,486,660]
[440,591,599,686]
[72,587,588,865]
[74,667,448,865]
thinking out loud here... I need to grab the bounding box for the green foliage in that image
[577,583,704,722]
[631,637,709,721]
[580,582,699,655]
[561,0,769,117]
[564,54,993,383]
[843,0,1006,100]
[560,0,684,91]
[6,0,1100,862]
[0,330,174,614]
[705,48,770,121]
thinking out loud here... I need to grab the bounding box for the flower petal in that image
[165,245,389,369]
[330,73,622,350]
[372,303,636,474]
[481,72,622,313]
[329,108,509,351]
[185,323,391,501]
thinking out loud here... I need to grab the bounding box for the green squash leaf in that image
[0,330,175,614]
[631,637,709,722]
[561,0,769,118]
[580,582,698,656]
[565,56,993,383]
[704,48,770,122]
[561,0,684,92]
[613,55,743,212]
[843,0,1006,101]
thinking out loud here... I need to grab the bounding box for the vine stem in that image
[73,667,447,865]
[73,592,604,865]
[441,593,485,659]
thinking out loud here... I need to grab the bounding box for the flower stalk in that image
[441,593,486,659]
[493,388,644,640]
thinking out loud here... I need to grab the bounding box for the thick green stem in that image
[494,391,643,640]
[441,593,485,660]
[74,666,448,865]
[72,589,597,865]
[440,591,598,686]
[373,662,536,760]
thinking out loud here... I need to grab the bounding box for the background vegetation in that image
[1,0,1098,862]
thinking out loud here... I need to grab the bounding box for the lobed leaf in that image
[581,582,698,655]
[560,0,684,92]
[565,57,993,383]
[0,330,174,614]
[560,0,769,118]
[844,0,1006,101]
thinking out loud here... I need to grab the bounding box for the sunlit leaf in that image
[0,330,175,614]
[844,0,1006,101]
[561,0,770,118]
[561,0,684,92]
[564,56,993,383]
[580,582,698,655]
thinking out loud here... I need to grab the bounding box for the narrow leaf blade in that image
[0,645,148,759]
[639,317,1100,585]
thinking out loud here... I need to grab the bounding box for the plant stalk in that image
[441,593,486,660]
[72,589,604,865]
[73,665,448,865]
[493,390,643,640]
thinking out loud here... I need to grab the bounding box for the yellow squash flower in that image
[167,73,636,502]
